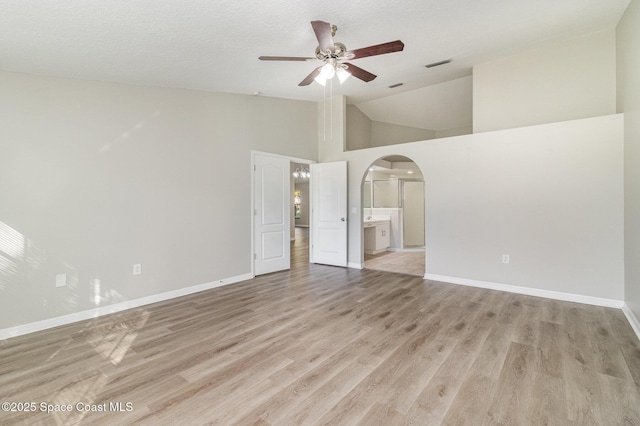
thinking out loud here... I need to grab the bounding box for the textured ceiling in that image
[0,0,630,104]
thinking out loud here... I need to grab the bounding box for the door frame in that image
[250,150,315,277]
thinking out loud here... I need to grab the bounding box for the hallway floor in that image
[365,250,426,276]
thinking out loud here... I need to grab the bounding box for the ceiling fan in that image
[259,21,404,87]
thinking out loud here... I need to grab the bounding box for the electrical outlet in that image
[502,254,510,264]
[133,264,142,275]
[56,273,67,287]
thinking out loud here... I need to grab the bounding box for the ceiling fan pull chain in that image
[330,77,333,141]
[323,82,327,141]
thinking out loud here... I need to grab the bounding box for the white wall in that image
[473,30,617,133]
[0,71,318,330]
[617,0,640,324]
[327,114,624,302]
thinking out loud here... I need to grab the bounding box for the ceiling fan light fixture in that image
[320,63,336,79]
[315,62,342,85]
[314,73,328,86]
[336,67,351,84]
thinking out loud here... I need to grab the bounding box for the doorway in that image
[252,152,347,276]
[290,161,348,268]
[291,162,311,268]
[252,151,313,276]
[362,155,426,276]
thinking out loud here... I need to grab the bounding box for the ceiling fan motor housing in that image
[315,42,348,60]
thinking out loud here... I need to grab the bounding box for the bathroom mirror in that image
[373,180,399,208]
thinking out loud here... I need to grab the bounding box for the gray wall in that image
[436,126,473,139]
[345,105,372,151]
[0,71,318,329]
[371,121,436,147]
[618,1,640,323]
[346,105,436,150]
[473,30,616,133]
[294,182,310,227]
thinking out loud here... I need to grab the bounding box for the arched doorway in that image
[362,155,426,276]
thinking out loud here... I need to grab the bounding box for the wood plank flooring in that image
[1,228,639,425]
[364,250,425,277]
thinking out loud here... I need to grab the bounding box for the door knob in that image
[341,217,346,222]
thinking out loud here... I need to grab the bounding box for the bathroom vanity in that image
[363,218,391,255]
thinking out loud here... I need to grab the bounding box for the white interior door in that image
[311,161,347,267]
[254,154,290,275]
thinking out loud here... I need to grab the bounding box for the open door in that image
[254,154,290,275]
[310,161,347,267]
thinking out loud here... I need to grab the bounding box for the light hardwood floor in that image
[364,250,426,277]
[1,228,639,425]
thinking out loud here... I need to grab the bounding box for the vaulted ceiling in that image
[0,0,629,106]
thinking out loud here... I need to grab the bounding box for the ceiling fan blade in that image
[344,63,377,82]
[299,67,322,86]
[347,40,404,59]
[259,56,315,61]
[311,20,334,53]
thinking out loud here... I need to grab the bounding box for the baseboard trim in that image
[0,272,254,340]
[622,303,640,341]
[348,262,364,269]
[424,274,624,309]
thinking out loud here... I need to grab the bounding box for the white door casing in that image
[253,154,290,275]
[310,161,347,267]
